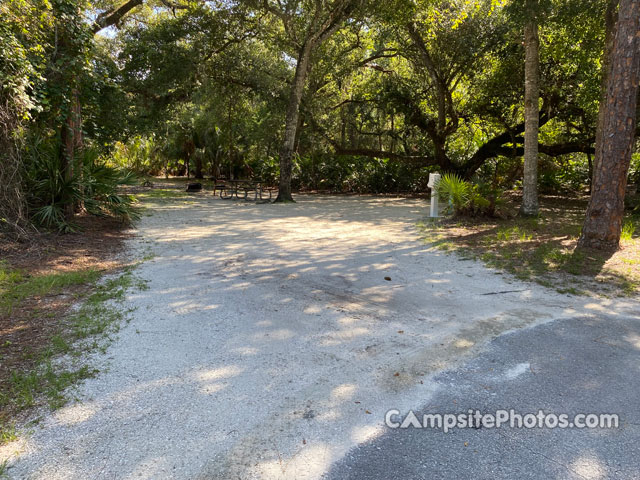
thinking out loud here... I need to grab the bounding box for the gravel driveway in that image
[2,194,638,479]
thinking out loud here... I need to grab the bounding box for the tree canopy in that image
[1,0,638,248]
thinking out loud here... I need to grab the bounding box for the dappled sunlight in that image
[0,323,29,336]
[231,346,259,356]
[316,409,343,422]
[336,316,361,326]
[192,365,244,383]
[170,301,220,315]
[454,338,475,348]
[350,424,383,443]
[255,328,295,341]
[255,443,336,480]
[624,332,640,349]
[303,304,323,314]
[330,384,357,402]
[7,195,640,479]
[54,402,99,426]
[357,286,394,306]
[318,326,371,346]
[567,455,607,480]
[583,301,615,313]
[425,278,451,284]
[127,456,172,479]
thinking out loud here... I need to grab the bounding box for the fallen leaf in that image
[397,330,404,334]
[394,372,400,377]
[365,410,372,414]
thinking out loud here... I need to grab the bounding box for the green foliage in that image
[437,173,471,213]
[0,0,54,232]
[81,150,139,220]
[437,173,503,217]
[630,153,640,185]
[108,136,161,174]
[0,263,148,429]
[0,0,52,117]
[292,154,434,193]
[621,221,636,241]
[0,260,100,316]
[24,138,139,232]
[496,225,532,242]
[0,0,623,227]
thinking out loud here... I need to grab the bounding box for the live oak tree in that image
[578,0,640,251]
[306,0,598,180]
[52,0,146,217]
[260,0,365,202]
[3,0,634,233]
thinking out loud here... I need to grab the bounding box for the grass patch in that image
[135,188,187,200]
[0,263,147,445]
[134,188,190,206]
[0,263,100,316]
[4,363,95,411]
[133,188,195,211]
[419,195,640,297]
[622,220,636,241]
[0,421,16,444]
[496,225,532,242]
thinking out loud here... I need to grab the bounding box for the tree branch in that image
[92,0,144,34]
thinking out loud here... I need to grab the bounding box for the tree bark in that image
[273,0,358,203]
[578,0,640,251]
[521,0,540,216]
[56,0,145,220]
[92,0,144,34]
[275,40,314,202]
[60,115,75,218]
[593,0,620,175]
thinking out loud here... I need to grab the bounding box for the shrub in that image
[437,173,471,214]
[437,173,503,217]
[24,138,139,232]
[108,135,162,175]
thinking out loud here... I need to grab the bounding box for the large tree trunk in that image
[275,41,314,203]
[521,0,540,216]
[60,88,83,218]
[71,88,84,212]
[593,0,620,176]
[578,0,640,251]
[194,155,204,179]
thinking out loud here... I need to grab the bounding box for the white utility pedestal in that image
[428,173,441,218]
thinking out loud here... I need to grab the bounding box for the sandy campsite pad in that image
[2,194,637,479]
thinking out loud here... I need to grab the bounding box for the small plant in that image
[0,421,17,445]
[496,226,532,242]
[621,220,636,241]
[436,173,503,217]
[437,173,470,214]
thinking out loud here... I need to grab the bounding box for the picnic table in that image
[216,179,276,201]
